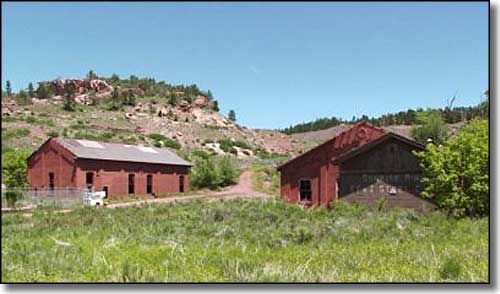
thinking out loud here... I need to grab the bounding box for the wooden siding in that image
[338,138,435,212]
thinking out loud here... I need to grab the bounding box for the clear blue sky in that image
[2,2,488,129]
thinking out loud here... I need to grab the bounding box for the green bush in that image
[218,139,234,153]
[219,156,239,186]
[190,154,240,190]
[415,119,488,217]
[2,149,30,188]
[190,156,220,190]
[46,131,59,138]
[148,133,181,149]
[5,191,21,208]
[148,133,168,141]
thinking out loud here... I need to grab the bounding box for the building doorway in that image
[179,175,185,193]
[128,174,135,194]
[48,172,55,190]
[86,172,94,190]
[146,175,153,194]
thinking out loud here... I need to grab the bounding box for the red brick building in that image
[277,122,434,211]
[27,138,191,197]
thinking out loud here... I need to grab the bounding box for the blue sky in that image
[2,2,488,129]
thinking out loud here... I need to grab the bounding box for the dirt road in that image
[106,170,269,209]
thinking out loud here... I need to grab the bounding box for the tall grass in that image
[2,199,488,282]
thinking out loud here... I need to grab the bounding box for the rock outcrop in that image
[49,79,113,96]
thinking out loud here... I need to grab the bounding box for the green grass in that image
[1,199,488,283]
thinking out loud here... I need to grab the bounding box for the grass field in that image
[1,199,488,283]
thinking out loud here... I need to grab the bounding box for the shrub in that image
[5,191,21,208]
[46,131,59,138]
[414,119,488,217]
[190,156,220,190]
[25,116,37,123]
[148,133,168,141]
[148,133,181,149]
[218,139,233,153]
[190,153,240,190]
[1,149,30,188]
[219,156,239,186]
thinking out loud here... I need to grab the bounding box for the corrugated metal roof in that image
[54,138,192,166]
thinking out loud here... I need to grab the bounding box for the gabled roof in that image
[31,138,192,166]
[277,121,386,171]
[332,131,425,164]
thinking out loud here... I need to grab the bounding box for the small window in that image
[146,175,153,194]
[299,179,312,202]
[128,174,135,194]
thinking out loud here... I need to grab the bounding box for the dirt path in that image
[106,170,269,209]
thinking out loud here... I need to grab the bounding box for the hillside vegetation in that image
[2,199,488,282]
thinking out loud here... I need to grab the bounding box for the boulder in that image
[178,100,191,112]
[125,112,136,120]
[193,95,209,108]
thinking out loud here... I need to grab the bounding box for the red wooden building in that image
[27,138,191,197]
[277,122,434,211]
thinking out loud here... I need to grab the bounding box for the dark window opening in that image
[128,174,135,194]
[103,186,108,198]
[49,172,55,190]
[86,172,94,190]
[299,179,312,202]
[179,175,185,193]
[146,175,153,194]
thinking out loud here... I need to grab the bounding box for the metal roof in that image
[54,138,192,166]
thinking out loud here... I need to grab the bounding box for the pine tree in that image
[27,83,35,97]
[87,70,97,80]
[5,80,12,96]
[213,100,220,112]
[228,110,236,122]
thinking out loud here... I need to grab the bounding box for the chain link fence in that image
[1,188,88,210]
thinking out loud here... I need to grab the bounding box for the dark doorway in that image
[48,172,55,190]
[128,174,135,194]
[179,175,185,193]
[86,172,94,190]
[146,175,153,194]
[103,186,108,198]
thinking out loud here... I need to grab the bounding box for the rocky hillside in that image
[2,76,300,162]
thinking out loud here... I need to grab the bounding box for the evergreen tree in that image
[5,80,12,96]
[87,70,97,80]
[207,90,214,100]
[62,86,76,111]
[228,110,236,122]
[27,82,35,97]
[213,100,220,112]
[35,83,53,99]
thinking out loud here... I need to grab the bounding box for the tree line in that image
[279,91,489,134]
